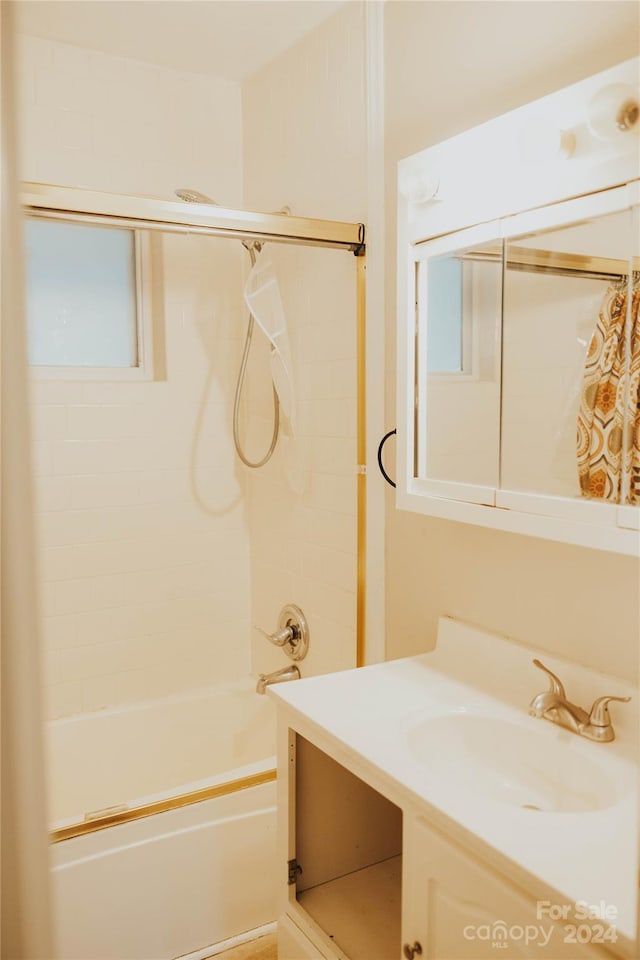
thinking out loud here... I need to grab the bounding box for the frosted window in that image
[25,220,138,367]
[426,257,463,372]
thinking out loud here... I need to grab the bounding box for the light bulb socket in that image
[616,98,639,133]
[587,83,640,141]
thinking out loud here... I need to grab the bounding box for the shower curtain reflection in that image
[577,278,640,503]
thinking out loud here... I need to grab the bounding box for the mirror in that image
[501,208,635,503]
[397,58,639,552]
[418,239,502,488]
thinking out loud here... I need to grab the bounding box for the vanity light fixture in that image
[587,82,640,140]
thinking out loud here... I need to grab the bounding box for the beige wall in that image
[17,36,250,718]
[384,1,640,682]
[1,7,54,954]
[242,1,366,678]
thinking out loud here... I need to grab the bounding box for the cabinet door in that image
[278,913,331,960]
[402,817,618,960]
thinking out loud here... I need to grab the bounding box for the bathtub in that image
[47,679,278,959]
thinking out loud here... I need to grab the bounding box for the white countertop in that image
[269,617,638,944]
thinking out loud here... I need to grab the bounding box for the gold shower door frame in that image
[21,185,367,843]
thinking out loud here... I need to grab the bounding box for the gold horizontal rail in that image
[50,768,277,844]
[21,182,365,253]
[506,246,640,279]
[461,245,639,281]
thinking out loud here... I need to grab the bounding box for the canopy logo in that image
[463,906,618,950]
[462,923,554,949]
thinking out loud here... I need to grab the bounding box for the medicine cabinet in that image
[397,58,640,555]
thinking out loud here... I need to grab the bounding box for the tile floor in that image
[216,933,277,959]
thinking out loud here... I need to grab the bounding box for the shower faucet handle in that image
[255,624,294,648]
[254,604,310,662]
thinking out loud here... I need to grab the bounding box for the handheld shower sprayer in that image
[174,187,281,468]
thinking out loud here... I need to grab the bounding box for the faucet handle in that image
[588,695,631,727]
[532,659,567,699]
[253,605,310,661]
[254,624,294,648]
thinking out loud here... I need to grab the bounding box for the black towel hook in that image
[377,429,396,488]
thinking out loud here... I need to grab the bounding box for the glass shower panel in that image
[32,231,358,827]
[500,208,634,502]
[245,241,358,674]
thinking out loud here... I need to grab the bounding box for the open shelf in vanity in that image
[291,735,402,960]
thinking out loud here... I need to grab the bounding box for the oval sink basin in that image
[407,713,616,813]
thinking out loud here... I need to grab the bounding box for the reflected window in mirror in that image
[426,258,468,374]
[417,240,502,489]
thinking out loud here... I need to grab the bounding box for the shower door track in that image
[49,769,277,844]
[22,182,368,842]
[21,182,366,254]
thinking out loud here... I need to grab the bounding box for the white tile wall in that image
[242,3,366,222]
[18,35,242,203]
[17,37,250,718]
[19,10,369,717]
[242,3,367,680]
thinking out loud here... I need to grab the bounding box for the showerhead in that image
[175,187,261,258]
[174,188,219,205]
[174,189,291,261]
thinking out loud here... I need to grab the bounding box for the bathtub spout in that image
[256,664,300,694]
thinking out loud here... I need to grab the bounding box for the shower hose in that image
[232,243,280,468]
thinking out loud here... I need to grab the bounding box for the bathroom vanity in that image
[269,619,638,960]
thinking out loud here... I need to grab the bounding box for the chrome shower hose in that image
[232,243,279,468]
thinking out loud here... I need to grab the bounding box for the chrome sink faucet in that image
[529,659,630,743]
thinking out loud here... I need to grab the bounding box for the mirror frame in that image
[396,58,640,556]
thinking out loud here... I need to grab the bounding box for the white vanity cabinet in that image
[270,619,638,960]
[276,720,622,960]
[403,816,617,960]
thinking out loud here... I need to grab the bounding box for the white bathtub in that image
[47,679,278,959]
[47,677,275,825]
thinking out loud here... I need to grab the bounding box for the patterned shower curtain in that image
[577,282,640,503]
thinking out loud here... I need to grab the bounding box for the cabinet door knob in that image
[403,943,422,959]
